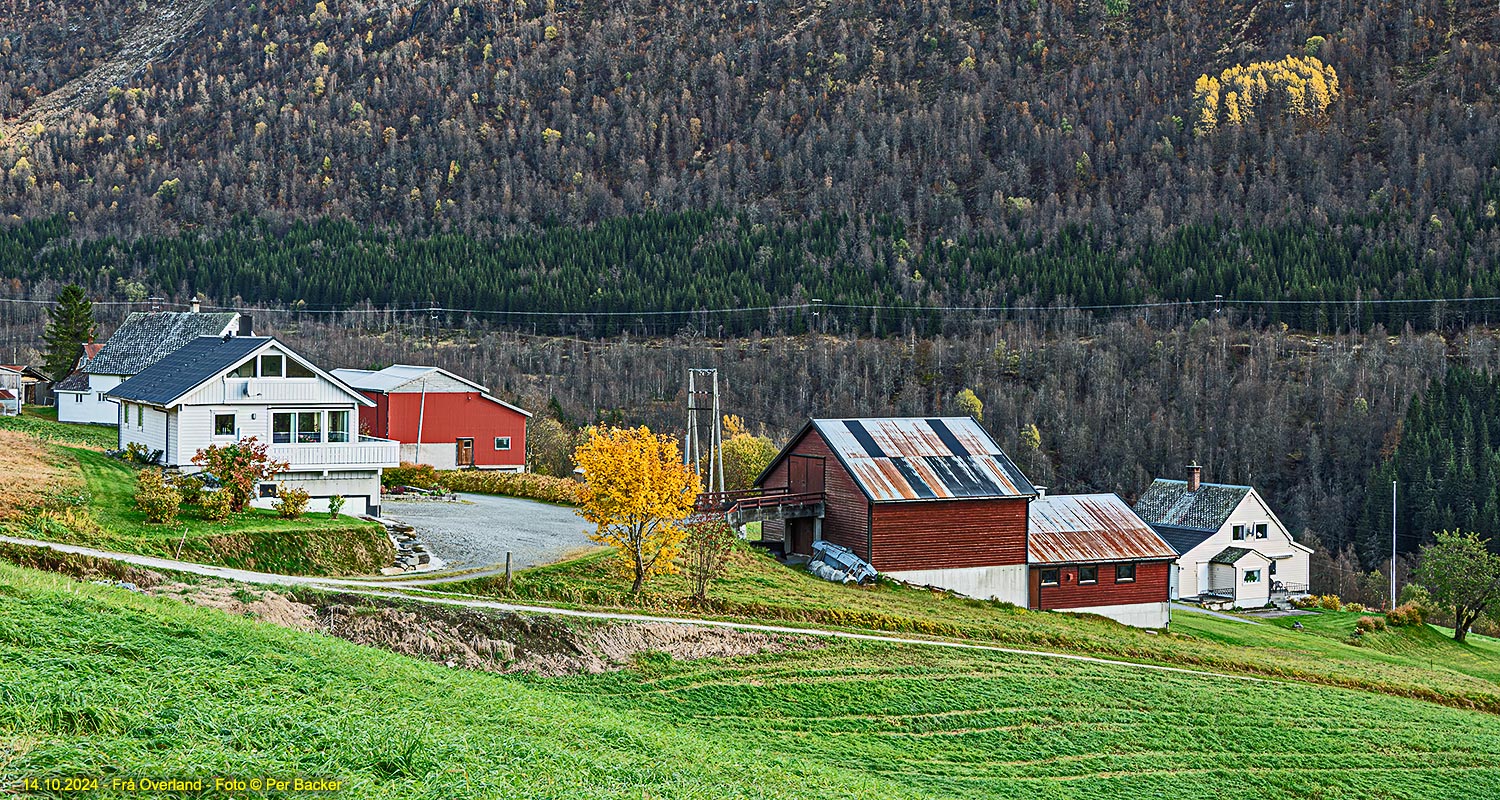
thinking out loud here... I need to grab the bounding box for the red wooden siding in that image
[870,498,1028,572]
[356,389,527,469]
[1031,561,1172,611]
[760,428,871,562]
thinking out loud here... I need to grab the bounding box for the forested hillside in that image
[0,0,1498,315]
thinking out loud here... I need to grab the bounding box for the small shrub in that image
[1315,594,1344,611]
[273,484,310,519]
[1355,616,1386,633]
[172,474,204,505]
[328,494,346,518]
[200,488,233,521]
[1344,602,1367,613]
[382,462,445,490]
[1386,602,1426,627]
[134,470,182,524]
[1398,583,1439,620]
[124,442,159,465]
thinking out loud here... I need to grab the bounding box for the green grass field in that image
[2,562,1498,799]
[0,409,114,449]
[446,544,1500,714]
[12,447,393,576]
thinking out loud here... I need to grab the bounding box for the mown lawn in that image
[2,562,1498,799]
[445,544,1500,714]
[8,447,393,576]
[0,408,114,449]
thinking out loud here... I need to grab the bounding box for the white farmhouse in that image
[56,310,246,425]
[1132,464,1312,609]
[107,335,398,516]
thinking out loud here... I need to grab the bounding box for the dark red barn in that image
[332,365,530,471]
[755,417,1038,605]
[1027,493,1178,627]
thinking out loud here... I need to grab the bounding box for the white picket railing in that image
[269,435,400,469]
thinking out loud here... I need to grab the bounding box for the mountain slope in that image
[0,0,1494,249]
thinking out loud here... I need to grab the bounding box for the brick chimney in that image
[1187,462,1202,492]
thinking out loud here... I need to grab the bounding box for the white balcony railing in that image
[269,435,400,470]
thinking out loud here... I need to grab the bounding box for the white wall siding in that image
[118,403,170,459]
[1176,492,1311,599]
[59,374,123,425]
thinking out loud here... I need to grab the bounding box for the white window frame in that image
[1254,522,1269,539]
[271,409,344,445]
[1232,524,1246,541]
[1244,569,1262,583]
[212,412,237,438]
[494,436,511,451]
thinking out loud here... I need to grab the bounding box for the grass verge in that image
[0,409,115,449]
[3,561,1500,799]
[442,543,1500,714]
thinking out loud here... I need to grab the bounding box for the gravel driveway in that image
[382,494,598,569]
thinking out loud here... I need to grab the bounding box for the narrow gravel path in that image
[0,533,1292,687]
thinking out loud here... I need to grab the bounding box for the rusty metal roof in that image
[810,417,1036,502]
[1027,493,1179,564]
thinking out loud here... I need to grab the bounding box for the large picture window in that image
[273,413,294,444]
[328,411,350,443]
[274,410,346,444]
[297,412,322,443]
[230,360,256,378]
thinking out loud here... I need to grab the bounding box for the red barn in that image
[331,365,530,471]
[1027,493,1178,628]
[755,418,1038,605]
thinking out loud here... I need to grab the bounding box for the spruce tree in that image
[42,284,95,381]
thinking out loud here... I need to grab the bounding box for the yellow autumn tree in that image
[721,415,779,492]
[1192,54,1339,135]
[574,425,699,592]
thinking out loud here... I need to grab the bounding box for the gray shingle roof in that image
[1133,479,1250,533]
[108,336,268,406]
[88,312,238,376]
[55,369,91,393]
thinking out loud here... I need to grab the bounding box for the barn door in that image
[456,438,475,468]
[787,454,824,495]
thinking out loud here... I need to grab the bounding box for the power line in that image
[5,293,1500,317]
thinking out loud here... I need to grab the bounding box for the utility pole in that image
[685,368,725,494]
[1391,479,1398,610]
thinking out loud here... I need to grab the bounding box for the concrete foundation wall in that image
[885,564,1029,606]
[1053,601,1171,629]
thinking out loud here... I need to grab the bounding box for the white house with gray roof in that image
[1132,464,1312,608]
[57,310,246,425]
[107,335,397,516]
